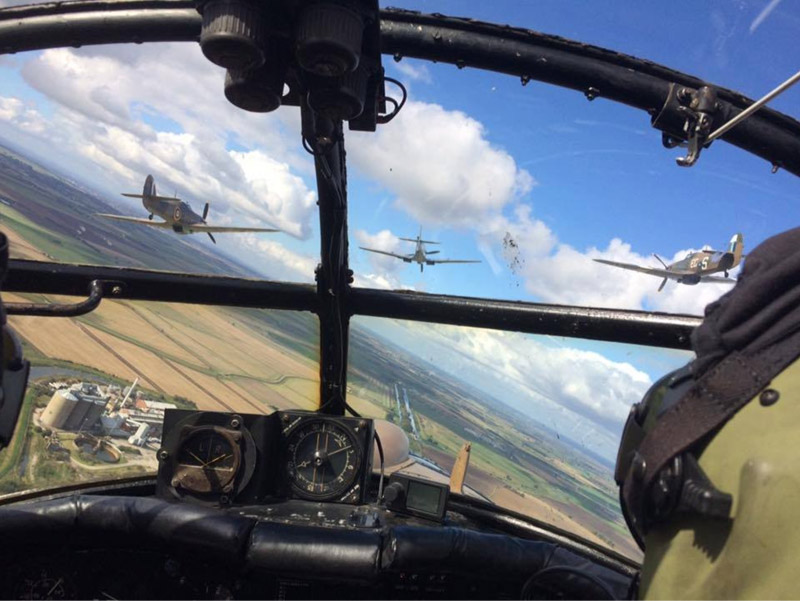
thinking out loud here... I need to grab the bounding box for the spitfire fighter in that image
[96,175,280,243]
[360,229,481,273]
[593,233,744,291]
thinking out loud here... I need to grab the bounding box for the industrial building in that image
[40,383,109,432]
[39,379,177,448]
[128,422,152,447]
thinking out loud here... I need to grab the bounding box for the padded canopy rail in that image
[0,1,797,175]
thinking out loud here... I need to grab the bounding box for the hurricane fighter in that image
[97,175,280,243]
[360,229,481,273]
[593,233,744,291]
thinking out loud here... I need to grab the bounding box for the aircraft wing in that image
[95,213,172,228]
[593,258,677,279]
[428,259,481,264]
[359,246,411,260]
[700,275,737,284]
[187,224,280,234]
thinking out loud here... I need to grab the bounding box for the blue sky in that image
[341,0,800,310]
[0,0,797,313]
[0,0,797,458]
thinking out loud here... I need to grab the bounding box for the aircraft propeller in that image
[653,253,668,269]
[202,202,215,243]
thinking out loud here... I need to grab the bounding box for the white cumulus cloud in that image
[354,228,405,273]
[237,235,318,283]
[0,43,325,281]
[348,101,534,229]
[392,60,433,84]
[376,318,661,458]
[0,97,46,134]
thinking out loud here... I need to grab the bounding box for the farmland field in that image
[0,143,640,559]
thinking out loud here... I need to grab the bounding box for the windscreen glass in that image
[0,297,318,497]
[350,315,694,560]
[0,0,797,559]
[0,2,796,311]
[344,2,800,315]
[0,42,318,280]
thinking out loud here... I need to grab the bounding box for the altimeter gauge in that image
[13,569,75,600]
[171,426,242,495]
[158,411,259,505]
[285,419,363,501]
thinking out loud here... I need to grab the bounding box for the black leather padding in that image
[246,521,382,580]
[0,495,383,578]
[0,495,256,559]
[0,495,632,597]
[547,545,633,600]
[382,525,552,576]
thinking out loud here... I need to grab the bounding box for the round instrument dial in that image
[172,427,241,494]
[286,420,361,500]
[13,570,75,600]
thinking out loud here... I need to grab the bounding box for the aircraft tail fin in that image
[729,233,744,265]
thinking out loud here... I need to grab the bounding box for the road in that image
[394,382,419,440]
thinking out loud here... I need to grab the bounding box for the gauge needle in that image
[312,432,320,486]
[319,433,329,483]
[325,445,352,458]
[188,451,205,466]
[46,578,63,597]
[204,453,231,467]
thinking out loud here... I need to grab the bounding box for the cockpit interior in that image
[0,1,797,599]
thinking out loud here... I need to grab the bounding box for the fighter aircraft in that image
[96,175,280,243]
[360,229,481,272]
[593,233,744,291]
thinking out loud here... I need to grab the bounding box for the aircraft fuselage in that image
[593,233,744,291]
[140,175,205,233]
[668,249,737,278]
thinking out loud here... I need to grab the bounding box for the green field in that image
[0,142,638,557]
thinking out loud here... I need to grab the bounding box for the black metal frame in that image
[1,2,797,174]
[3,0,796,413]
[4,279,104,316]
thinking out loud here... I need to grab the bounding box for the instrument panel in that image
[285,418,364,500]
[156,410,374,506]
